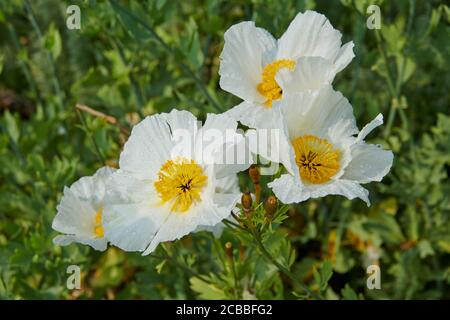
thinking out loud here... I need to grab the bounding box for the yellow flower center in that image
[154,158,208,212]
[94,208,104,238]
[292,135,340,184]
[257,59,296,107]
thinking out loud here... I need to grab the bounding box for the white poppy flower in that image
[52,166,116,251]
[267,86,393,205]
[219,10,355,128]
[103,109,250,255]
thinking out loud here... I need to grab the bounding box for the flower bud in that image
[225,242,233,260]
[264,195,278,218]
[241,192,253,211]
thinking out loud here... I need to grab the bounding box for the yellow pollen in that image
[94,208,104,238]
[292,135,340,184]
[257,59,296,107]
[154,158,207,213]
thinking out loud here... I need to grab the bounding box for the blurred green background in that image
[0,0,449,299]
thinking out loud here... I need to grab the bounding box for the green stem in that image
[251,229,321,300]
[225,207,319,299]
[377,0,415,138]
[156,245,211,284]
[374,29,398,138]
[6,24,43,107]
[76,110,106,165]
[374,30,397,98]
[222,218,246,232]
[0,272,8,299]
[228,253,240,299]
[110,38,145,118]
[210,234,227,272]
[24,0,64,109]
[0,123,25,165]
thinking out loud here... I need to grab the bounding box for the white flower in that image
[52,166,116,251]
[267,86,393,205]
[219,10,354,128]
[103,109,250,255]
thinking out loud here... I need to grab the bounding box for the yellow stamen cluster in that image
[257,59,296,107]
[292,135,340,184]
[94,208,104,238]
[154,158,207,212]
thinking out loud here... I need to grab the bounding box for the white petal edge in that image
[53,235,107,251]
[276,56,335,94]
[277,10,343,62]
[196,113,252,175]
[269,173,370,206]
[357,113,384,142]
[342,142,394,184]
[219,21,277,103]
[275,86,358,140]
[119,113,174,179]
[142,191,239,255]
[224,101,272,129]
[334,41,355,73]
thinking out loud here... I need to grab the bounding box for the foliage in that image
[0,0,449,300]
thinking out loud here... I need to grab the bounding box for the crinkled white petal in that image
[161,109,199,134]
[53,235,107,251]
[196,113,252,176]
[276,56,335,94]
[142,186,239,255]
[104,202,170,252]
[104,169,157,205]
[225,102,292,173]
[65,166,115,207]
[224,101,271,129]
[141,166,240,255]
[268,174,306,203]
[53,186,97,237]
[275,86,358,140]
[219,21,277,103]
[269,173,370,205]
[194,223,225,238]
[246,128,297,177]
[213,134,253,179]
[194,207,239,239]
[333,41,355,73]
[356,113,384,142]
[245,106,297,176]
[119,113,174,179]
[200,113,238,137]
[102,170,166,252]
[52,166,115,250]
[268,87,357,177]
[342,142,394,184]
[277,10,343,62]
[215,173,240,194]
[324,119,357,179]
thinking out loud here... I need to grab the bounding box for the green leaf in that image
[341,284,359,300]
[396,55,416,85]
[313,261,333,292]
[3,111,19,143]
[111,2,150,41]
[189,277,227,300]
[417,240,434,259]
[155,260,166,274]
[43,23,62,60]
[0,53,4,74]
